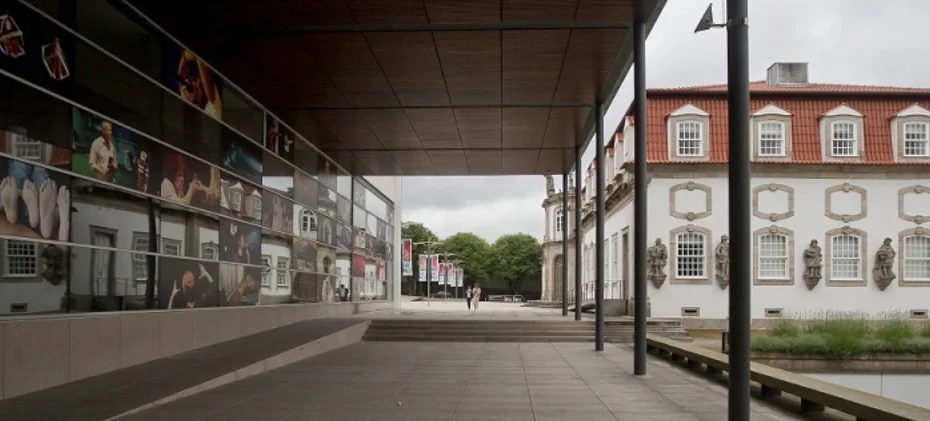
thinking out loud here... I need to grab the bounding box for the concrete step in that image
[363,335,595,343]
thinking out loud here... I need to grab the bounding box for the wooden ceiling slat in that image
[366,33,450,106]
[433,31,502,104]
[391,150,436,174]
[542,107,589,148]
[357,110,422,149]
[454,108,502,148]
[502,108,550,148]
[313,111,385,150]
[502,149,539,174]
[575,0,636,23]
[301,34,399,106]
[536,149,568,174]
[346,0,428,24]
[426,150,470,175]
[406,109,462,146]
[502,30,569,103]
[425,0,500,23]
[353,151,405,174]
[554,28,626,103]
[503,0,578,22]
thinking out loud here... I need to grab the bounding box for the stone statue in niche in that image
[803,239,823,290]
[873,237,896,291]
[40,244,66,286]
[647,238,668,288]
[715,234,730,289]
[545,174,554,196]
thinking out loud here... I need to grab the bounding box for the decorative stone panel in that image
[824,183,867,223]
[669,224,713,285]
[898,185,930,224]
[669,181,712,222]
[752,184,795,222]
[824,225,868,287]
[898,227,930,287]
[752,226,795,286]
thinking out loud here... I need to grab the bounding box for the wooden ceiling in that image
[128,0,667,175]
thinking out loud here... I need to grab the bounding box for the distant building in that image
[543,62,930,326]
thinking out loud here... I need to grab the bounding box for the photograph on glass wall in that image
[40,36,69,81]
[1,127,70,169]
[220,172,261,222]
[352,254,366,278]
[0,156,70,241]
[219,263,260,306]
[262,191,292,233]
[317,158,337,191]
[220,135,262,185]
[336,222,352,251]
[353,227,367,255]
[352,181,366,208]
[264,114,295,163]
[292,236,318,273]
[219,217,261,265]
[293,169,318,209]
[163,46,223,120]
[336,196,350,224]
[317,214,335,247]
[71,108,160,193]
[160,150,220,212]
[318,186,337,218]
[0,14,25,59]
[160,257,219,309]
[376,219,386,241]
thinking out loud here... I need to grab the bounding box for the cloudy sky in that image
[402,0,930,242]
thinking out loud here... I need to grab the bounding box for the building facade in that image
[0,0,401,400]
[547,62,930,325]
[540,175,576,302]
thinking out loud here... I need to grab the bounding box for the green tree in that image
[491,233,542,294]
[401,222,439,281]
[440,232,492,285]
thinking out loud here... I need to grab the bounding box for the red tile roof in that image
[615,82,930,165]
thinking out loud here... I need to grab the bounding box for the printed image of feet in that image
[0,157,71,241]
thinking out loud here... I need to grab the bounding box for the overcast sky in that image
[402,0,930,243]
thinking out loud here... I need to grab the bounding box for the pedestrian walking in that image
[465,285,473,309]
[472,284,481,310]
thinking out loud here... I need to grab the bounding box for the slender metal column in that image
[574,148,583,321]
[594,102,606,352]
[726,0,751,419]
[632,4,649,376]
[562,173,569,316]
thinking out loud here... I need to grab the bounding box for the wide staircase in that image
[362,319,692,343]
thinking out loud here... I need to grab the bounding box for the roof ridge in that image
[648,81,930,93]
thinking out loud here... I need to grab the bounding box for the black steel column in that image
[727,0,751,419]
[562,173,569,316]
[574,147,583,321]
[633,3,648,376]
[594,102,606,352]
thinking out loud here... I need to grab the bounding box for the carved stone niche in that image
[824,183,867,223]
[898,185,930,224]
[752,184,795,222]
[669,181,712,222]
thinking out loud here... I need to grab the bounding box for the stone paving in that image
[118,339,829,421]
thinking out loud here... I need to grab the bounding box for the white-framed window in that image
[830,235,861,280]
[555,207,563,233]
[903,122,930,157]
[5,240,38,277]
[276,256,290,286]
[603,239,609,281]
[261,255,272,287]
[675,232,706,278]
[252,196,262,219]
[230,190,242,211]
[831,121,857,156]
[676,121,703,156]
[131,233,149,281]
[201,242,218,260]
[301,209,317,234]
[903,235,930,281]
[758,234,789,279]
[162,239,182,256]
[611,233,619,281]
[11,134,42,160]
[758,121,785,156]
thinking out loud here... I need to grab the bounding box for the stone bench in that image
[646,334,930,421]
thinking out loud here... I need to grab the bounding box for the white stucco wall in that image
[363,176,402,307]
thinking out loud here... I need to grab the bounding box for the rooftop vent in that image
[766,62,809,86]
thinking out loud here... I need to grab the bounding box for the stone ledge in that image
[752,353,930,373]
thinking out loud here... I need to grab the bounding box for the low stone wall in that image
[753,353,930,373]
[0,301,394,400]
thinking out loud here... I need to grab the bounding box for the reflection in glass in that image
[318,186,336,218]
[262,191,292,234]
[259,236,291,304]
[219,173,261,223]
[0,239,68,315]
[336,169,351,199]
[352,205,366,229]
[336,195,350,224]
[293,169,318,209]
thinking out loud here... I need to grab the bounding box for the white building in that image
[544,63,930,326]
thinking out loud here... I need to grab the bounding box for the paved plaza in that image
[117,339,826,421]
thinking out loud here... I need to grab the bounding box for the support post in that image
[574,147,583,321]
[726,0,752,420]
[632,2,648,376]
[594,102,606,352]
[562,173,569,316]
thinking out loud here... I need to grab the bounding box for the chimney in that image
[766,62,809,86]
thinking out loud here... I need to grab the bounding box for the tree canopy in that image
[401,222,542,295]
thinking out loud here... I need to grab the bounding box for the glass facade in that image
[0,0,395,316]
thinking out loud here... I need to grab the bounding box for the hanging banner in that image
[457,268,464,287]
[438,262,447,285]
[418,254,427,282]
[446,263,454,286]
[401,239,413,276]
[430,255,439,282]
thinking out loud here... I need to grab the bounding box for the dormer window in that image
[820,105,863,161]
[676,122,703,156]
[667,104,710,160]
[831,121,858,156]
[751,104,792,160]
[893,105,930,161]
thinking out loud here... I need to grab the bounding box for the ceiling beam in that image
[183,21,632,36]
[271,103,594,111]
